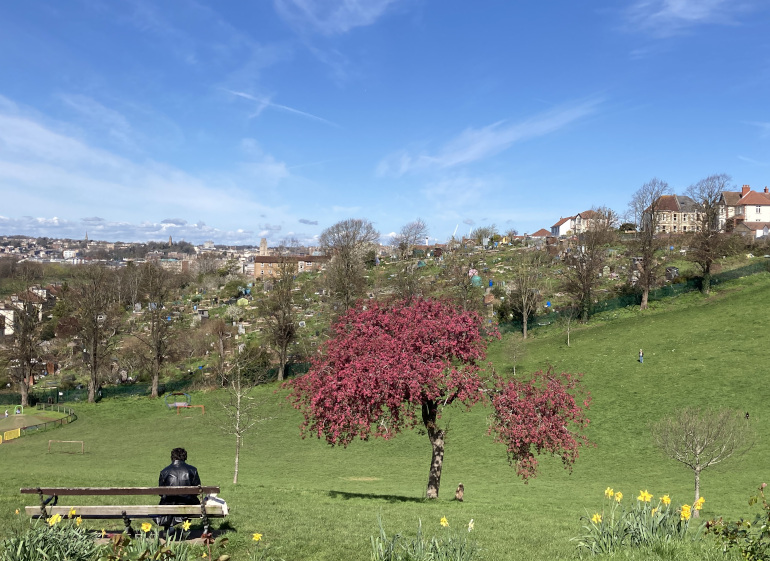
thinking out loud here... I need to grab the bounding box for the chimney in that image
[765,187,769,194]
[742,185,750,196]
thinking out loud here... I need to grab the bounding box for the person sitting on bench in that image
[158,447,201,532]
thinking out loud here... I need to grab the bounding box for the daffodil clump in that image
[574,488,706,557]
[98,520,196,561]
[371,515,480,561]
[1,508,98,561]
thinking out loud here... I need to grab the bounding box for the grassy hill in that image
[2,273,768,560]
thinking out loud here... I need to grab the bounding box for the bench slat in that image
[20,486,220,496]
[25,505,226,518]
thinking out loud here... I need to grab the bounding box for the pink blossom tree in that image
[488,368,591,480]
[288,297,590,499]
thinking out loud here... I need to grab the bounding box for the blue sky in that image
[1,0,769,245]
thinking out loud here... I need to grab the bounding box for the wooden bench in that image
[21,486,226,536]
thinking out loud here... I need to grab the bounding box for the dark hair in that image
[171,448,187,462]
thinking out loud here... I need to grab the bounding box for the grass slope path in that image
[0,275,768,560]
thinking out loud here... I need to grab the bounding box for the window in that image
[757,206,762,214]
[673,226,677,232]
[682,214,687,221]
[682,226,687,232]
[673,214,678,221]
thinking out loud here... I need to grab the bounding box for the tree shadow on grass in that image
[327,490,425,503]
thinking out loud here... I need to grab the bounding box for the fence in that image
[500,260,770,334]
[0,404,76,444]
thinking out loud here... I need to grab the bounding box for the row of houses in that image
[549,184,770,240]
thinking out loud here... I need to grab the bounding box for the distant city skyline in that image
[1,1,770,245]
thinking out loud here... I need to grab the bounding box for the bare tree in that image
[133,263,177,398]
[561,207,617,321]
[392,218,429,260]
[217,345,271,484]
[651,408,753,516]
[687,174,732,294]
[210,318,234,384]
[628,178,670,309]
[69,265,121,403]
[319,218,380,313]
[505,227,519,242]
[259,258,297,381]
[436,239,484,313]
[509,251,547,339]
[0,278,43,406]
[469,224,498,245]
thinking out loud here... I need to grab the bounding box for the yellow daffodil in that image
[440,516,449,528]
[101,529,106,538]
[468,519,474,532]
[202,554,207,558]
[69,508,77,518]
[680,504,692,521]
[651,508,658,516]
[48,514,62,526]
[637,490,653,502]
[141,522,152,533]
[76,517,83,526]
[695,497,705,510]
[591,513,602,524]
[182,520,191,531]
[252,532,262,542]
[615,492,623,502]
[15,509,19,515]
[661,494,671,505]
[604,487,614,498]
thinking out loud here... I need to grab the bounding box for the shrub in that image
[707,483,770,561]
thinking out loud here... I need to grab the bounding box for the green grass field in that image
[0,410,67,432]
[2,274,769,560]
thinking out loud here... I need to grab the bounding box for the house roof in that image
[577,210,599,219]
[737,191,770,206]
[655,195,680,212]
[721,191,742,206]
[530,228,551,238]
[551,216,573,228]
[676,195,701,213]
[735,221,770,231]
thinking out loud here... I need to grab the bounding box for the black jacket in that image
[159,460,201,505]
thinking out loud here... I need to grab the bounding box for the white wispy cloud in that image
[737,155,768,166]
[274,0,400,35]
[225,89,339,127]
[377,99,602,177]
[626,0,751,35]
[0,96,301,244]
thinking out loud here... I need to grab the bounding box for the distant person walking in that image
[639,349,644,364]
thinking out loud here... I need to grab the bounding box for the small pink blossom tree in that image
[488,368,591,480]
[288,297,590,499]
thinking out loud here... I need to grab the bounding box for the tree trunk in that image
[151,361,159,399]
[693,468,701,518]
[422,400,445,500]
[702,272,711,295]
[277,344,287,382]
[233,384,242,484]
[88,340,97,403]
[640,287,649,310]
[19,377,29,408]
[233,434,241,485]
[522,315,528,340]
